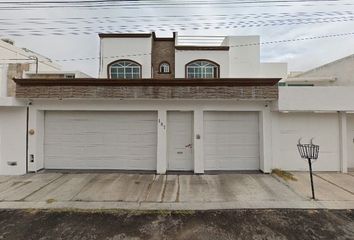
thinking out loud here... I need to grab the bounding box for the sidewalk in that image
[0,171,353,210]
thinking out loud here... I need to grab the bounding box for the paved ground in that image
[0,171,353,209]
[0,209,353,239]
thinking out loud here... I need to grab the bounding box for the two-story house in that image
[11,32,287,175]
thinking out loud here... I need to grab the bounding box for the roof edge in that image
[175,46,229,51]
[13,78,281,87]
[99,33,152,38]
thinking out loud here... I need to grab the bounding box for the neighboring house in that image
[283,54,354,86]
[0,39,62,97]
[275,54,354,172]
[0,39,91,175]
[11,32,287,175]
[0,39,62,175]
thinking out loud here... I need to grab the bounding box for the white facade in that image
[0,107,27,175]
[25,99,273,174]
[7,33,354,175]
[99,37,152,78]
[99,34,287,79]
[12,32,286,175]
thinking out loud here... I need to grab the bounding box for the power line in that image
[0,0,340,4]
[2,10,354,24]
[1,16,353,37]
[0,0,343,6]
[2,10,354,22]
[0,0,352,10]
[1,31,349,63]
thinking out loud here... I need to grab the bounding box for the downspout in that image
[26,104,29,173]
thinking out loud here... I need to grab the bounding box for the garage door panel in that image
[204,112,257,120]
[204,122,258,134]
[205,158,259,170]
[204,133,258,144]
[205,145,259,155]
[44,111,157,170]
[277,113,340,171]
[204,111,260,170]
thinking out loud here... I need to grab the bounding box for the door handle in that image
[185,144,192,148]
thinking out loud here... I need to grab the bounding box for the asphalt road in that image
[0,209,353,240]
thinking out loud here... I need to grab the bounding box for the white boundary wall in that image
[0,107,27,175]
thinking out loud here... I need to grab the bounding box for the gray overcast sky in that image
[1,0,354,77]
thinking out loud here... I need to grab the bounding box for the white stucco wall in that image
[175,36,286,78]
[0,107,27,175]
[259,63,288,78]
[99,37,152,78]
[98,34,286,79]
[227,36,260,77]
[277,86,354,111]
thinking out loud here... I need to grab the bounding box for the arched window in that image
[108,60,141,79]
[159,62,170,73]
[186,60,219,79]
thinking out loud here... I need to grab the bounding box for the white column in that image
[156,109,167,174]
[339,111,348,173]
[193,109,204,174]
[0,64,8,97]
[270,111,280,170]
[259,106,272,173]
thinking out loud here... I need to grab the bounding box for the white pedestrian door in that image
[167,111,193,171]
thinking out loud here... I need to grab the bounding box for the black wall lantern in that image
[297,138,319,200]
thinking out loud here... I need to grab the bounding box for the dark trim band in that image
[99,33,152,38]
[14,78,281,87]
[175,46,229,51]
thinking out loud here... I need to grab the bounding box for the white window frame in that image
[109,60,141,79]
[186,60,218,79]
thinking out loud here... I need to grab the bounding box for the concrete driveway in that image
[0,171,353,210]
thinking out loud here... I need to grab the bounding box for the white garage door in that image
[204,111,260,170]
[277,113,340,171]
[44,111,157,170]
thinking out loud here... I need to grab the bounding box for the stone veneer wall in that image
[27,74,66,79]
[16,85,278,100]
[151,40,175,79]
[7,63,29,96]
